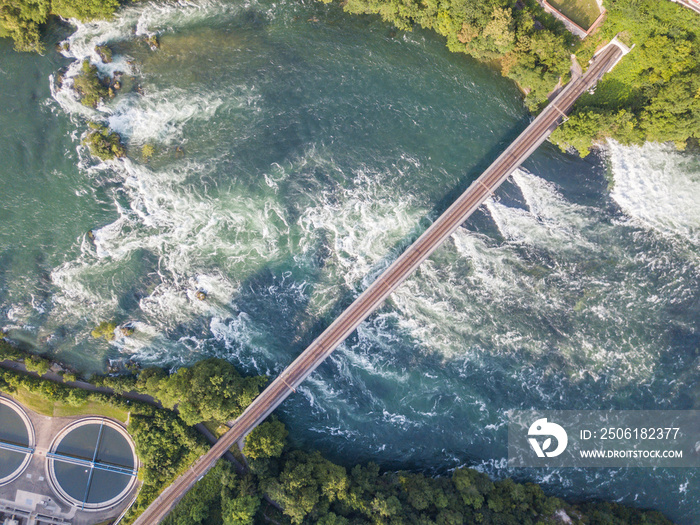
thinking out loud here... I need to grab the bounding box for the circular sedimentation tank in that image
[0,397,34,486]
[47,418,138,510]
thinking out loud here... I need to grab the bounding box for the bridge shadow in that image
[247,116,534,363]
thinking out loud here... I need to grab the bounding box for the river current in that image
[0,0,698,521]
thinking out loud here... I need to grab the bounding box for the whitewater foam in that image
[609,140,700,246]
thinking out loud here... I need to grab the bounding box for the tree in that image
[51,0,119,21]
[0,0,119,52]
[137,358,267,426]
[66,387,88,406]
[482,7,515,54]
[452,468,492,510]
[265,451,350,524]
[222,495,260,525]
[90,320,117,340]
[243,419,288,460]
[24,355,51,376]
[0,0,49,51]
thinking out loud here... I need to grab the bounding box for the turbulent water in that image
[1,0,699,522]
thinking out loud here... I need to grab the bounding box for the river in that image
[0,0,698,522]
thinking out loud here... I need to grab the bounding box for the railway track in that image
[132,39,628,525]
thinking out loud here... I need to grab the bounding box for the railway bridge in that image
[133,37,631,525]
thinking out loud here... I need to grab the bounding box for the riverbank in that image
[0,339,676,525]
[1,1,698,521]
[2,0,699,158]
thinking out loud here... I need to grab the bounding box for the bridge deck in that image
[133,39,627,525]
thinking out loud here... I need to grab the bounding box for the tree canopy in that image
[551,0,700,154]
[129,358,268,426]
[0,0,119,52]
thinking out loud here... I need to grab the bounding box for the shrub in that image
[91,320,118,340]
[72,60,109,107]
[24,355,51,376]
[83,124,126,160]
[243,419,288,460]
[141,143,155,160]
[52,0,119,22]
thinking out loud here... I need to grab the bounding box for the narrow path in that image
[0,360,246,473]
[134,38,631,525]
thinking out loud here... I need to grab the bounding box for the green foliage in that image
[52,0,119,22]
[0,0,118,51]
[271,455,671,524]
[263,451,349,524]
[83,123,126,160]
[24,354,51,375]
[65,386,88,406]
[142,143,155,160]
[453,467,490,509]
[131,358,267,426]
[73,60,109,107]
[553,0,700,153]
[0,0,49,51]
[122,411,209,524]
[243,419,288,460]
[95,373,137,394]
[162,460,233,525]
[90,320,117,340]
[222,494,260,525]
[165,462,262,525]
[95,44,112,63]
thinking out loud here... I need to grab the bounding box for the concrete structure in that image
[671,0,700,14]
[538,0,606,39]
[0,398,35,488]
[133,39,630,525]
[46,418,138,512]
[0,395,140,525]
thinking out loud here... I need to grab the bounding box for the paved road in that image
[133,39,627,525]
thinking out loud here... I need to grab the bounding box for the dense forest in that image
[552,0,700,154]
[329,0,700,155]
[160,454,677,525]
[165,422,674,525]
[0,0,117,52]
[0,340,675,524]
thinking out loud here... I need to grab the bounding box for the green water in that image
[1,0,699,521]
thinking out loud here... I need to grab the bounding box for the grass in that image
[203,420,229,438]
[547,0,602,29]
[10,388,129,422]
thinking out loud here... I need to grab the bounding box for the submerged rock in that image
[147,34,160,50]
[95,44,113,64]
[195,290,207,301]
